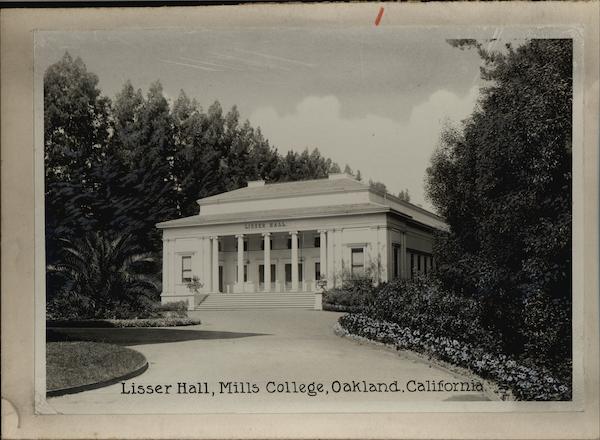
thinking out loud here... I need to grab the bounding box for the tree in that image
[111,80,145,165]
[329,162,342,173]
[44,52,111,180]
[47,233,159,319]
[171,92,220,216]
[426,39,572,362]
[369,179,388,193]
[43,52,358,317]
[272,147,335,182]
[110,80,178,250]
[397,189,410,202]
[44,52,112,263]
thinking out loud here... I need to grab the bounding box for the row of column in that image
[237,231,303,292]
[217,230,334,293]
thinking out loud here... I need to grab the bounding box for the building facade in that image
[156,174,447,310]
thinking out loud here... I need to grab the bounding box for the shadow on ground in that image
[47,328,269,346]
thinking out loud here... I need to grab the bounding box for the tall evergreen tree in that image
[172,92,220,216]
[111,80,145,164]
[44,52,112,262]
[426,39,572,361]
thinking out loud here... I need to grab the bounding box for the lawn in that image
[47,341,147,392]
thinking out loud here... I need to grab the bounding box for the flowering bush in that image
[339,313,571,401]
[47,317,201,328]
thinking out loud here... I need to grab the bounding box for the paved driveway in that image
[48,310,488,414]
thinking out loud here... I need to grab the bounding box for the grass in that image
[46,341,146,392]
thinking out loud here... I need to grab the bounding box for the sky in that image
[36,27,486,211]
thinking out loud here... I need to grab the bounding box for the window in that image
[410,253,415,279]
[315,262,321,280]
[181,255,192,283]
[287,238,292,249]
[351,248,365,276]
[236,265,248,282]
[393,245,400,279]
[259,264,276,283]
[314,236,321,248]
[285,263,303,282]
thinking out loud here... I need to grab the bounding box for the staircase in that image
[194,292,315,311]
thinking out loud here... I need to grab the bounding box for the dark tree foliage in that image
[44,53,112,264]
[44,52,347,316]
[272,148,340,182]
[426,39,572,367]
[368,179,388,193]
[397,189,410,202]
[47,233,158,319]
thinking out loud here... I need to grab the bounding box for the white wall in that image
[160,211,441,303]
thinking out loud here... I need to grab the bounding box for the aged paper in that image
[2,2,599,439]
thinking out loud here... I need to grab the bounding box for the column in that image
[263,232,271,292]
[319,230,327,288]
[162,238,170,296]
[335,229,343,283]
[236,234,244,289]
[290,231,299,291]
[212,236,219,292]
[326,229,335,288]
[202,237,211,293]
[168,239,176,294]
[377,226,388,282]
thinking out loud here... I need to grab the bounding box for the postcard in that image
[1,2,599,439]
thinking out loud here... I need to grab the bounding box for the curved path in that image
[48,310,488,414]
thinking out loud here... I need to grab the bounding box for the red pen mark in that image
[375,7,384,26]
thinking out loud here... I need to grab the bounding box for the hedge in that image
[47,317,201,328]
[339,313,571,401]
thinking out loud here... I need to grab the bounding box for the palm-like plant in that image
[48,232,159,318]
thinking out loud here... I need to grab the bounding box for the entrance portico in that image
[157,174,447,310]
[192,229,328,294]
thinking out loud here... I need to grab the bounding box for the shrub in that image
[365,276,498,352]
[323,274,378,312]
[152,301,188,318]
[339,313,571,401]
[323,287,366,311]
[185,276,203,294]
[47,317,201,328]
[521,290,572,375]
[47,232,160,320]
[47,290,95,321]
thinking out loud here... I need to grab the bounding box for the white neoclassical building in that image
[157,174,446,310]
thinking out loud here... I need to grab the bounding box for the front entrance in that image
[259,263,276,290]
[285,263,303,289]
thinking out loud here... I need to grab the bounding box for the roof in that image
[157,203,393,228]
[198,177,368,205]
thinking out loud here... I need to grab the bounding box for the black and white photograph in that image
[1,2,599,439]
